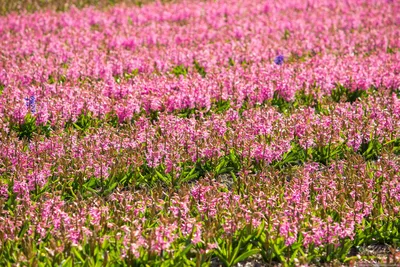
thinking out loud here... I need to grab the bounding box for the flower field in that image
[0,0,400,265]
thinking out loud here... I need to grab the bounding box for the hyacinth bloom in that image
[0,0,399,265]
[274,55,284,65]
[24,96,36,113]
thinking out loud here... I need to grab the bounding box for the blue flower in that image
[25,95,36,113]
[274,55,284,65]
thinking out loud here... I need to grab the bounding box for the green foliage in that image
[331,84,368,103]
[228,57,235,67]
[193,60,206,78]
[354,218,400,248]
[214,225,262,267]
[66,112,100,133]
[124,150,240,190]
[214,149,241,176]
[271,91,292,114]
[125,68,139,79]
[270,90,327,115]
[65,112,120,133]
[171,65,188,78]
[176,100,230,118]
[258,229,288,263]
[386,46,397,54]
[293,90,315,108]
[286,51,316,63]
[214,99,231,113]
[311,143,348,165]
[149,110,159,123]
[0,235,125,266]
[240,59,250,69]
[11,114,52,140]
[47,74,67,85]
[163,242,195,266]
[0,83,4,95]
[12,113,37,140]
[39,149,239,201]
[275,139,389,170]
[176,107,197,118]
[385,138,400,155]
[273,142,307,169]
[358,139,383,161]
[114,69,139,84]
[282,29,291,40]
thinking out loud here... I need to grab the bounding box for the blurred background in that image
[0,0,176,15]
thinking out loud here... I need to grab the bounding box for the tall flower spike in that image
[25,95,36,113]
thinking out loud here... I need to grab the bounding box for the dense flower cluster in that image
[0,0,399,265]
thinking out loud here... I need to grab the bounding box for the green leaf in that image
[272,242,286,262]
[0,83,4,95]
[193,60,206,78]
[84,178,98,189]
[289,247,300,262]
[18,222,29,238]
[103,181,118,195]
[179,167,198,183]
[230,239,243,264]
[215,158,227,175]
[62,256,74,267]
[72,247,85,263]
[229,149,239,167]
[155,170,171,185]
[73,122,83,131]
[232,249,260,265]
[171,65,188,78]
[175,242,193,258]
[254,220,265,239]
[339,241,354,261]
